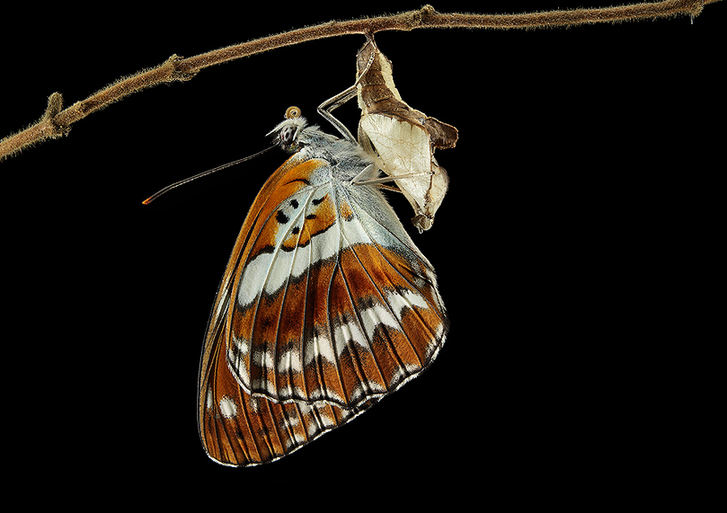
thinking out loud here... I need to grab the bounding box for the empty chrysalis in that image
[355,39,458,233]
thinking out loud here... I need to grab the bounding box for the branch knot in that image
[42,92,70,138]
[165,54,198,82]
[688,0,705,16]
[411,4,438,26]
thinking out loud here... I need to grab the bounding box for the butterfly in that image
[188,104,448,467]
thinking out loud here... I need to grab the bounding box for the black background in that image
[2,0,722,503]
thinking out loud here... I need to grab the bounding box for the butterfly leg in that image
[353,172,432,187]
[317,39,378,142]
[349,163,378,184]
[317,86,358,142]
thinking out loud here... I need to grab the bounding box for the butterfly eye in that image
[280,125,297,145]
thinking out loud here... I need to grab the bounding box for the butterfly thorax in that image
[272,116,373,179]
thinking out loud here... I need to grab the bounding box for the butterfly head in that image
[268,106,308,152]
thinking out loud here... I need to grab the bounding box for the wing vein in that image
[342,189,423,368]
[349,195,446,324]
[246,187,320,394]
[325,183,351,403]
[335,205,389,392]
[272,190,317,398]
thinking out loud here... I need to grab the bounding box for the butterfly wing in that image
[199,154,351,466]
[200,308,379,466]
[198,151,447,466]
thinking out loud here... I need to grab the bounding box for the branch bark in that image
[0,0,718,162]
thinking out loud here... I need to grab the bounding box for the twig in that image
[0,0,718,162]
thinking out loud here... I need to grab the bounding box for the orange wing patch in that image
[281,193,336,250]
[339,200,354,221]
[241,158,328,262]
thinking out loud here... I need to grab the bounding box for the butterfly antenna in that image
[142,145,275,205]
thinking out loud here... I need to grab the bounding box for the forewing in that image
[198,154,328,390]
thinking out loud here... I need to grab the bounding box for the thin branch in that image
[0,0,719,162]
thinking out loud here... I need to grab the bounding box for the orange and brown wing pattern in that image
[224,174,447,410]
[197,154,376,466]
[198,151,447,466]
[198,154,328,393]
[199,318,378,466]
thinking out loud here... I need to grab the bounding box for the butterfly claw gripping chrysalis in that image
[196,106,448,466]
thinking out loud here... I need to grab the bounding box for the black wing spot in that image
[290,199,299,209]
[276,210,289,224]
[312,195,327,206]
[284,178,311,186]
